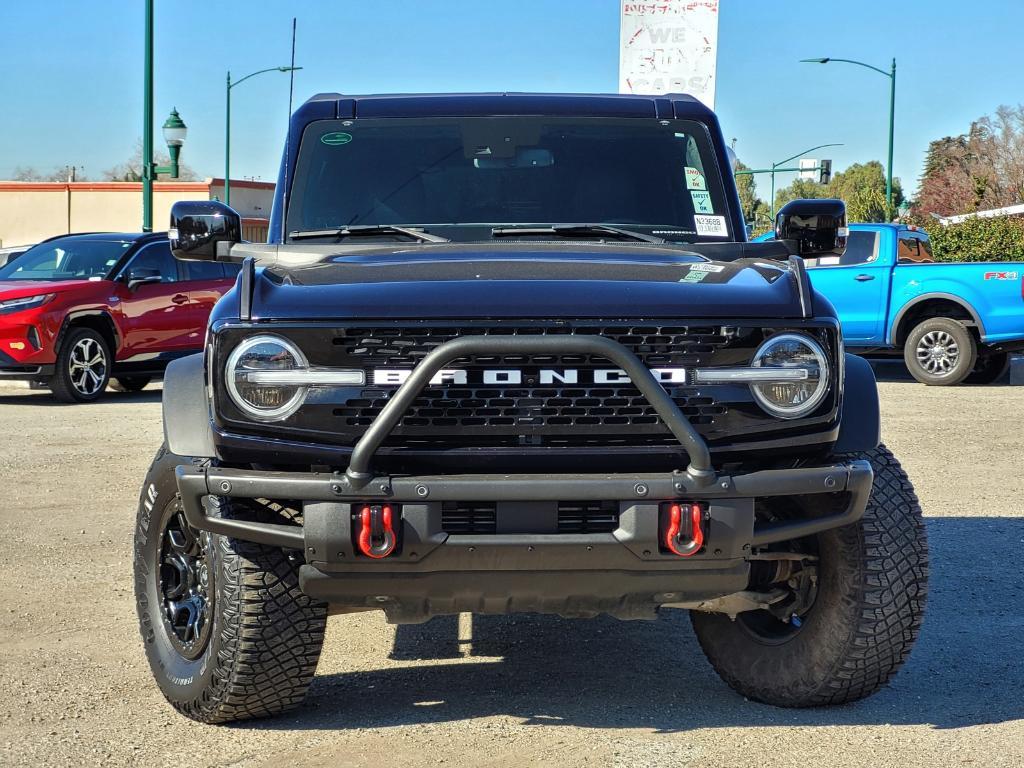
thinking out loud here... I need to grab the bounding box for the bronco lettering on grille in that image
[371,368,688,386]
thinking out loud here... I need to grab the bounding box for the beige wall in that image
[208,180,274,220]
[0,179,275,247]
[0,187,69,246]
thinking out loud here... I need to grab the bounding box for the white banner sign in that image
[618,0,720,108]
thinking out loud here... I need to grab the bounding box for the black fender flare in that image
[163,353,217,458]
[833,353,880,455]
[56,309,121,355]
[888,292,986,345]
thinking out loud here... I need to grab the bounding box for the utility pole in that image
[141,0,187,231]
[142,0,154,231]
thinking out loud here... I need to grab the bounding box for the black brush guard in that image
[174,335,871,620]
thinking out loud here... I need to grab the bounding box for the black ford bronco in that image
[134,92,928,723]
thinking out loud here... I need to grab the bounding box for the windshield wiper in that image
[491,224,666,244]
[289,224,449,243]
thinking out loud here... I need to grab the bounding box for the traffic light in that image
[819,159,832,185]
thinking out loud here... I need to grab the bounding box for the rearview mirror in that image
[775,198,847,257]
[126,267,162,290]
[169,200,241,261]
[474,148,554,169]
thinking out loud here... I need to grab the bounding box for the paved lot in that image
[0,365,1021,767]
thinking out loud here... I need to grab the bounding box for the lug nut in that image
[634,483,648,497]
[219,481,231,493]
[415,484,429,498]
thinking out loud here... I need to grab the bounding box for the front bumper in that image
[0,350,53,381]
[176,459,872,621]
[176,332,871,622]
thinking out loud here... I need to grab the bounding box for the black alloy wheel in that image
[158,506,214,659]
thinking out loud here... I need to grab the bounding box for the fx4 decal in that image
[983,271,1019,280]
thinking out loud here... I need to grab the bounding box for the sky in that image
[1,0,1021,201]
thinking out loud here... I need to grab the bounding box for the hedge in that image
[927,215,1024,262]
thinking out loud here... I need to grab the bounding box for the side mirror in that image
[126,267,162,290]
[775,198,848,256]
[169,200,241,261]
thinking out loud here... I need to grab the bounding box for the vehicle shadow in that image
[0,387,163,406]
[252,515,1023,733]
[869,358,1014,386]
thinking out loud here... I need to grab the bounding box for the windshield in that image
[0,238,133,281]
[287,116,734,243]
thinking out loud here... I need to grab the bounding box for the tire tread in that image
[692,445,928,707]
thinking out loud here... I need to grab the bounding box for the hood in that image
[0,279,100,300]
[249,244,804,320]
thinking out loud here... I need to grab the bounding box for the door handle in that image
[854,274,875,282]
[171,293,189,305]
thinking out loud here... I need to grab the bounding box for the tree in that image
[102,139,199,182]
[773,177,825,213]
[734,160,771,231]
[914,104,1024,218]
[826,161,903,222]
[772,161,902,223]
[10,165,88,182]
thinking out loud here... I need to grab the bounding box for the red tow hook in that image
[664,503,704,557]
[356,505,398,559]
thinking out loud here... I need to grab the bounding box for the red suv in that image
[0,232,239,402]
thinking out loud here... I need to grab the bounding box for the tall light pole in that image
[225,66,302,206]
[141,0,188,231]
[802,57,897,211]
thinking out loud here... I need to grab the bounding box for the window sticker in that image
[694,215,728,238]
[321,132,353,146]
[689,262,724,273]
[690,190,714,214]
[684,166,707,190]
[681,270,708,283]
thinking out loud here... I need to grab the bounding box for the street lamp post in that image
[225,66,302,206]
[737,143,843,219]
[770,143,843,219]
[141,0,188,231]
[801,57,897,211]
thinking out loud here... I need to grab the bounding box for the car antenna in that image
[281,17,298,232]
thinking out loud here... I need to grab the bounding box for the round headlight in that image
[750,333,830,419]
[225,335,307,421]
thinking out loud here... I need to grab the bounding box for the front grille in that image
[332,324,737,367]
[440,501,620,534]
[215,320,840,452]
[557,501,619,533]
[334,387,726,430]
[324,323,748,446]
[441,502,497,534]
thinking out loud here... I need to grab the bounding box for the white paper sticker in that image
[690,190,714,213]
[694,215,728,238]
[684,166,707,190]
[689,262,724,273]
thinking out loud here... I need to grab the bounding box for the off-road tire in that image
[903,316,976,385]
[134,445,327,724]
[112,376,152,392]
[50,327,111,403]
[691,445,928,707]
[963,352,1009,385]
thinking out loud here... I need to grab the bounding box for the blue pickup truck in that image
[760,223,1024,384]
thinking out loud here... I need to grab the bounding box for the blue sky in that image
[1,0,1021,200]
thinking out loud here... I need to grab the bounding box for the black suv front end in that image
[174,308,872,623]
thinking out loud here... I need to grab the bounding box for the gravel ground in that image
[0,364,1021,768]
